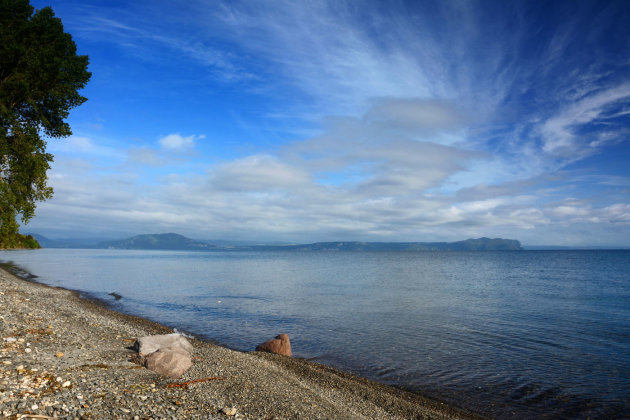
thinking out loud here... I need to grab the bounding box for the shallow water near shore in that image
[1,248,629,418]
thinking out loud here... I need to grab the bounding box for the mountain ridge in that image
[95,233,522,251]
[98,233,216,250]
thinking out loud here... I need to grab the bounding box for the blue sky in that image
[25,0,630,246]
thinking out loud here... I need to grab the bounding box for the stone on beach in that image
[255,333,292,357]
[144,348,192,379]
[134,333,193,356]
[221,407,238,416]
[133,333,194,378]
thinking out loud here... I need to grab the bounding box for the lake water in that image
[1,248,628,419]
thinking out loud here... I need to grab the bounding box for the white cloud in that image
[540,82,630,158]
[551,205,591,218]
[209,155,310,192]
[507,208,549,229]
[29,148,630,245]
[602,204,630,222]
[285,100,476,197]
[158,133,204,151]
[365,99,468,135]
[126,147,163,166]
[47,136,121,159]
[544,200,630,225]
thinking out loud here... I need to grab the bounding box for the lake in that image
[1,248,628,418]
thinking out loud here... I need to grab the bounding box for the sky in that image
[24,0,630,246]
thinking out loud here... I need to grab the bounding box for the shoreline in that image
[0,266,483,419]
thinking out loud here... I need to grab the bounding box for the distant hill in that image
[98,233,216,250]
[239,237,523,251]
[36,233,521,251]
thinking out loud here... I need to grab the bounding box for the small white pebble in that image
[3,337,16,343]
[221,407,238,416]
[56,376,63,382]
[25,348,32,353]
[77,395,83,400]
[62,381,71,387]
[31,404,38,410]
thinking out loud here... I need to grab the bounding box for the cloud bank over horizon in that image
[25,0,630,246]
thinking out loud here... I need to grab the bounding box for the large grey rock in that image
[132,333,194,378]
[255,333,292,357]
[144,348,192,379]
[134,333,193,356]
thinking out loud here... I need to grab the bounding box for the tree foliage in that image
[0,0,90,248]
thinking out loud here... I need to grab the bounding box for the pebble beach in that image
[0,267,481,419]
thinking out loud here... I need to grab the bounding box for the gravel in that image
[0,267,483,419]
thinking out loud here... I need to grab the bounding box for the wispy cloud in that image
[159,133,204,152]
[540,83,630,159]
[187,1,458,115]
[25,0,630,246]
[71,11,252,81]
[47,136,122,159]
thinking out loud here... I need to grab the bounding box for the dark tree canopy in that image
[0,0,91,248]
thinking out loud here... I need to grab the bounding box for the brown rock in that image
[144,348,192,379]
[255,333,292,357]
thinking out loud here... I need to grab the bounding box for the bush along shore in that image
[0,234,41,250]
[0,267,483,419]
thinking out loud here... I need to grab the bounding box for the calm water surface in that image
[1,249,628,419]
